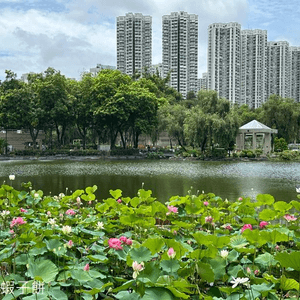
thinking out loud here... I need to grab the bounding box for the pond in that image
[0,159,299,202]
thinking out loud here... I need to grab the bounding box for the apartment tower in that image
[267,41,291,98]
[162,11,198,98]
[207,22,241,104]
[240,29,267,108]
[116,13,152,76]
[291,47,300,102]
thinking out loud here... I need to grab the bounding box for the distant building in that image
[241,29,268,108]
[150,63,163,77]
[90,64,116,75]
[207,22,241,105]
[291,47,300,102]
[0,129,45,151]
[20,72,36,83]
[236,120,277,155]
[267,41,291,99]
[116,12,152,76]
[162,11,198,98]
[197,72,208,91]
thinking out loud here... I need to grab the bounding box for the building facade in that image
[240,29,267,108]
[90,64,116,76]
[162,11,198,98]
[116,13,152,76]
[207,22,241,104]
[267,41,291,99]
[291,47,300,102]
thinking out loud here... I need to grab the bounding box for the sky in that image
[1,0,300,82]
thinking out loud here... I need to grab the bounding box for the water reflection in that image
[0,159,299,202]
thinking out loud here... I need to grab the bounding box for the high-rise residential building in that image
[267,41,291,99]
[207,22,241,104]
[240,29,267,108]
[162,11,198,98]
[116,13,152,76]
[90,64,116,76]
[291,47,300,102]
[197,72,208,91]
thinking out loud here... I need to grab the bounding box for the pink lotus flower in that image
[83,263,90,271]
[119,236,133,246]
[205,216,213,223]
[119,236,127,243]
[241,224,252,233]
[167,247,176,259]
[10,217,26,228]
[117,198,122,203]
[238,197,243,201]
[259,221,268,229]
[222,223,233,230]
[203,201,209,206]
[66,209,76,216]
[132,261,144,272]
[166,205,178,215]
[108,238,123,250]
[254,269,259,275]
[284,214,297,222]
[47,211,51,216]
[76,197,82,204]
[20,208,28,213]
[67,240,73,248]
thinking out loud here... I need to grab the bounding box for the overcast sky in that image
[1,0,300,82]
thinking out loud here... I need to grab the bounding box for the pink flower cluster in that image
[259,221,268,229]
[284,214,297,222]
[10,217,26,228]
[20,208,28,213]
[241,224,252,233]
[166,205,178,215]
[66,209,76,216]
[108,236,133,250]
[205,216,213,223]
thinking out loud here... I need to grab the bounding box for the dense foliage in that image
[1,68,300,154]
[1,178,300,299]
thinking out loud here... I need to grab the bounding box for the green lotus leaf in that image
[142,237,165,255]
[130,247,152,263]
[273,201,292,211]
[196,262,215,282]
[70,269,93,282]
[166,286,189,299]
[109,189,122,199]
[160,260,180,273]
[259,209,277,221]
[142,287,175,300]
[255,253,277,267]
[276,251,300,271]
[256,194,275,205]
[27,259,58,283]
[280,275,299,291]
[209,257,226,280]
[230,236,249,248]
[48,287,68,300]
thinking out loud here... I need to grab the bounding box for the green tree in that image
[68,74,95,149]
[184,91,239,153]
[274,137,288,152]
[261,95,299,143]
[32,68,72,148]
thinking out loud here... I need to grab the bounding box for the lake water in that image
[0,159,299,202]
